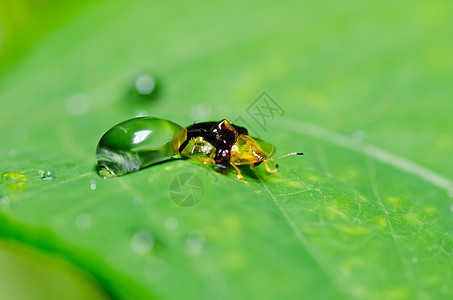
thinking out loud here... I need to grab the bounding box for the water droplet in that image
[186,230,205,252]
[411,256,418,263]
[135,74,156,95]
[40,170,56,180]
[352,130,366,144]
[131,230,155,255]
[143,257,168,282]
[190,103,212,121]
[75,213,92,230]
[66,93,92,116]
[96,117,187,177]
[164,217,178,232]
[0,195,10,205]
[90,180,97,190]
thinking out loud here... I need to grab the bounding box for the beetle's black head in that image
[183,119,246,166]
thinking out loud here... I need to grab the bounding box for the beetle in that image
[179,119,303,179]
[96,117,302,179]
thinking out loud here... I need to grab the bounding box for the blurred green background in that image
[0,0,452,299]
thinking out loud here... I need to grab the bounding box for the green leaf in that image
[1,0,453,299]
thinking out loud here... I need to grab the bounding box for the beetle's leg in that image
[231,164,243,180]
[264,160,279,173]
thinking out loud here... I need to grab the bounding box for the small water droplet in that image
[135,74,156,95]
[186,230,205,251]
[40,170,56,180]
[90,180,97,190]
[66,93,92,116]
[131,230,155,255]
[411,256,418,263]
[0,195,10,205]
[75,213,92,230]
[164,217,178,232]
[143,257,168,282]
[352,130,366,144]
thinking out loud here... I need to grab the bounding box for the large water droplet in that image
[96,117,187,177]
[40,170,56,180]
[131,230,155,255]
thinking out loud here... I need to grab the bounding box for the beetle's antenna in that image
[267,152,304,161]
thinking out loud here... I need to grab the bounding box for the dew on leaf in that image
[90,180,97,190]
[40,169,56,180]
[96,117,187,177]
